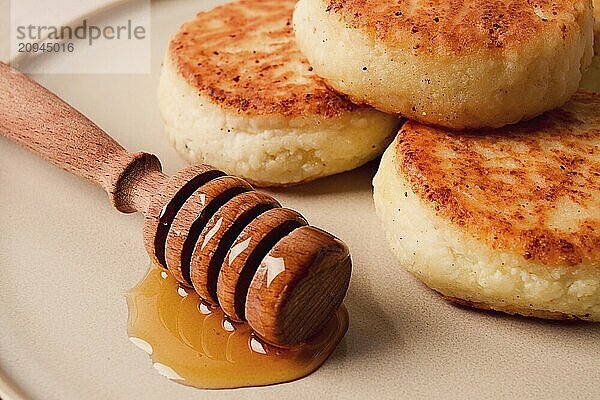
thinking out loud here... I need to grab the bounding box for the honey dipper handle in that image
[0,62,163,213]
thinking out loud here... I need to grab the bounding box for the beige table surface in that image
[0,1,599,399]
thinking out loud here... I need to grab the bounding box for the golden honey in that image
[126,265,348,389]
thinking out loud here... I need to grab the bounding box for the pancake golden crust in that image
[168,0,358,118]
[324,0,590,55]
[397,91,600,268]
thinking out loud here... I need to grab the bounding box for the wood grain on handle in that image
[0,62,164,213]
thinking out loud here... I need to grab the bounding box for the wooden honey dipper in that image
[0,62,351,348]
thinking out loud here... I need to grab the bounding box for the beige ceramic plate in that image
[1,1,600,399]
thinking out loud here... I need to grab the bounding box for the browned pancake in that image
[396,91,600,267]
[168,0,359,117]
[324,0,590,55]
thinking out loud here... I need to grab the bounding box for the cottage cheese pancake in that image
[158,0,397,186]
[294,0,594,129]
[373,91,600,321]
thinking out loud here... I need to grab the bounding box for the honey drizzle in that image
[126,265,348,389]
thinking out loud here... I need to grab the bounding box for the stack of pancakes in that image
[159,0,600,321]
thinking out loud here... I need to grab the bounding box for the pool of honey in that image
[126,265,348,389]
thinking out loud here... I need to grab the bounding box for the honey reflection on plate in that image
[126,265,348,389]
